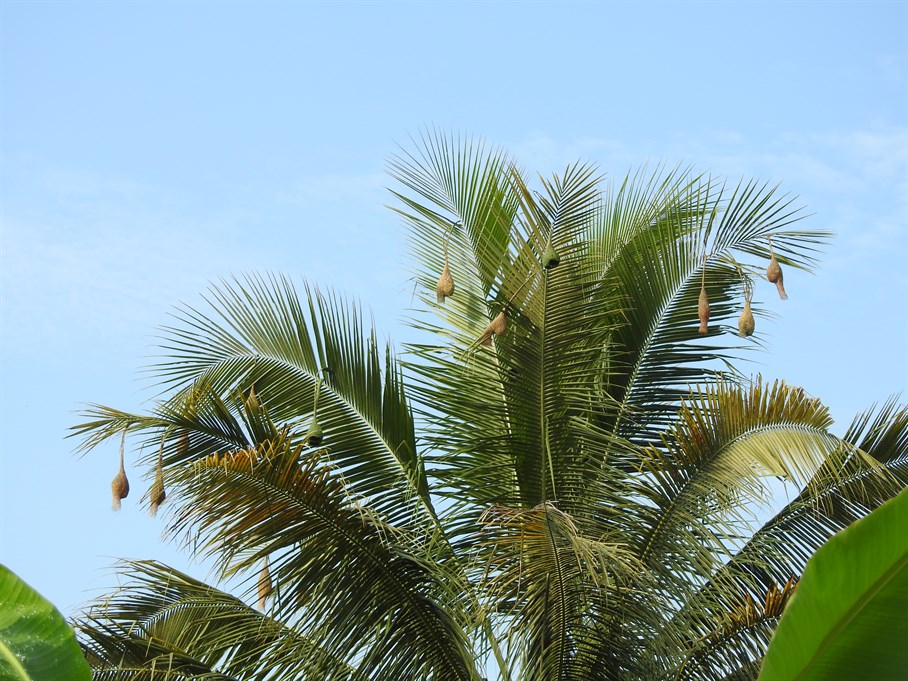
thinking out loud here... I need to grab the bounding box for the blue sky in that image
[1,0,906,618]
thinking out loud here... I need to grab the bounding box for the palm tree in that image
[73,132,907,681]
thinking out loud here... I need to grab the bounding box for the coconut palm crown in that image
[72,132,907,681]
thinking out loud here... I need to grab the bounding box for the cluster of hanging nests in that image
[699,236,788,339]
[109,230,789,612]
[437,230,788,346]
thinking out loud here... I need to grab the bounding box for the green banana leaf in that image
[0,565,90,681]
[758,487,908,681]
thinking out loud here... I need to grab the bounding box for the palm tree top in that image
[73,132,904,681]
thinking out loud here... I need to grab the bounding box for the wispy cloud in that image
[0,163,407,364]
[509,124,908,262]
[278,172,386,205]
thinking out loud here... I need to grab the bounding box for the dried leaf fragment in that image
[258,556,273,611]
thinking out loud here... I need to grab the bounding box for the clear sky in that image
[1,0,906,618]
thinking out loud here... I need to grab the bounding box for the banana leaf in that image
[0,565,90,681]
[758,488,908,680]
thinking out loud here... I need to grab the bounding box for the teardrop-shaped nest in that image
[111,469,129,511]
[436,262,454,303]
[306,419,324,447]
[111,433,129,511]
[150,468,166,516]
[542,242,561,270]
[697,283,710,334]
[766,252,788,300]
[480,310,507,346]
[149,435,168,516]
[738,300,755,337]
[178,430,190,458]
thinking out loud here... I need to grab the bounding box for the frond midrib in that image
[636,421,836,570]
[190,459,474,681]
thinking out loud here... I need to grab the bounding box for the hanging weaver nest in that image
[738,286,755,338]
[149,432,167,517]
[111,430,130,511]
[306,379,324,446]
[542,240,560,270]
[479,310,507,347]
[766,236,788,300]
[472,270,535,349]
[435,227,455,303]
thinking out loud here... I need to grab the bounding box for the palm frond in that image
[398,139,620,512]
[650,398,907,678]
[72,274,431,524]
[161,434,477,681]
[691,396,907,603]
[72,134,899,681]
[78,559,366,681]
[477,502,637,681]
[668,578,798,681]
[389,128,517,301]
[633,378,841,588]
[595,174,827,445]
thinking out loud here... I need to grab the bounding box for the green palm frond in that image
[633,378,844,591]
[399,141,620,513]
[709,178,828,270]
[160,275,426,516]
[668,578,799,681]
[476,502,637,681]
[389,128,517,301]
[596,175,827,444]
[72,275,430,524]
[161,434,477,681]
[648,398,906,678]
[72,133,903,681]
[78,560,366,681]
[692,397,907,603]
